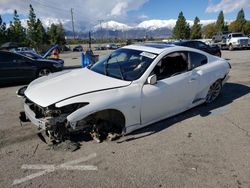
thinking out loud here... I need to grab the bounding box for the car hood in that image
[37,58,63,64]
[25,68,131,107]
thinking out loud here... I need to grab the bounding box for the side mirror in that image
[147,74,157,85]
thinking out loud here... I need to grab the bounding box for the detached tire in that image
[38,68,51,77]
[205,80,222,104]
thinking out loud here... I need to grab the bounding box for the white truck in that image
[212,32,250,50]
[226,33,250,50]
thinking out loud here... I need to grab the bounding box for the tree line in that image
[172,8,250,39]
[0,4,66,52]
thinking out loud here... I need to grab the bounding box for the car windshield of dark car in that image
[88,49,157,81]
[19,52,42,60]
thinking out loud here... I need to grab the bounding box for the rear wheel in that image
[205,80,222,104]
[229,44,234,51]
[38,68,51,77]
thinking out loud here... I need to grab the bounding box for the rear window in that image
[189,52,208,69]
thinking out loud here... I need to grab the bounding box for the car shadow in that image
[116,82,250,143]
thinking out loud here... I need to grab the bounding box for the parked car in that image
[18,43,230,144]
[0,50,64,84]
[170,40,222,57]
[73,45,83,52]
[106,44,119,50]
[17,51,64,65]
[212,31,230,43]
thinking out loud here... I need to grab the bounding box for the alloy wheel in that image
[205,80,222,103]
[38,68,51,77]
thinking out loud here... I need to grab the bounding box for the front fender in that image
[55,84,141,128]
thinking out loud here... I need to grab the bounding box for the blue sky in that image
[0,0,249,28]
[129,0,250,21]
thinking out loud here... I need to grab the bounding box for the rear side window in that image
[189,52,207,69]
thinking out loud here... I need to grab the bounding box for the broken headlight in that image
[16,86,28,97]
[45,103,89,117]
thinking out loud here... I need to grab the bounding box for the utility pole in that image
[98,19,104,42]
[88,31,91,48]
[71,8,76,40]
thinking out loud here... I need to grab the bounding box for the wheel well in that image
[37,68,52,77]
[87,109,126,133]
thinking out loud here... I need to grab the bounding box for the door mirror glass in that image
[147,74,157,85]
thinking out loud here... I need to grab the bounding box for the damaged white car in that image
[18,43,230,143]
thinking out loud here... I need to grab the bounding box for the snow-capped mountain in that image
[17,18,218,39]
[94,21,132,31]
[93,19,217,31]
[137,19,177,30]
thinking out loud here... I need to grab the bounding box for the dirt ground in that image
[0,49,250,188]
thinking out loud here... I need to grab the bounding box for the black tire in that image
[38,68,51,77]
[205,80,222,104]
[215,51,221,57]
[229,44,234,51]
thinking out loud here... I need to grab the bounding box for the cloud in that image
[111,2,128,16]
[0,0,148,30]
[206,0,250,13]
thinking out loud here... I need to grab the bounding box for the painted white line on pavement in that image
[21,164,55,170]
[12,153,98,186]
[13,169,54,185]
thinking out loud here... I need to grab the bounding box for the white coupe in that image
[18,43,231,143]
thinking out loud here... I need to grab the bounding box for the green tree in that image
[202,23,217,38]
[216,11,226,32]
[191,16,202,39]
[11,10,26,44]
[0,15,7,44]
[229,8,246,32]
[36,19,48,48]
[172,11,190,39]
[27,4,38,47]
[243,21,250,36]
[47,23,66,45]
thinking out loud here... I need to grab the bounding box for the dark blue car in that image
[0,50,64,84]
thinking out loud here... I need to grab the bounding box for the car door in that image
[0,51,19,82]
[194,41,210,53]
[141,51,200,124]
[0,51,37,82]
[13,54,37,80]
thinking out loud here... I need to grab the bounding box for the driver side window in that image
[153,51,188,80]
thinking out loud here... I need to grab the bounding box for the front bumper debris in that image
[24,103,46,130]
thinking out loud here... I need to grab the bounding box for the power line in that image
[31,0,69,12]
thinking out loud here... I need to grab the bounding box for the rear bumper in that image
[24,103,46,130]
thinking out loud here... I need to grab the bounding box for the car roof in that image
[122,43,213,58]
[122,43,175,54]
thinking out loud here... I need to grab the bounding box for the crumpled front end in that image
[18,85,125,144]
[21,94,90,142]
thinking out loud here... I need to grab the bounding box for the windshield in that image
[232,33,244,37]
[19,52,42,59]
[88,48,157,81]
